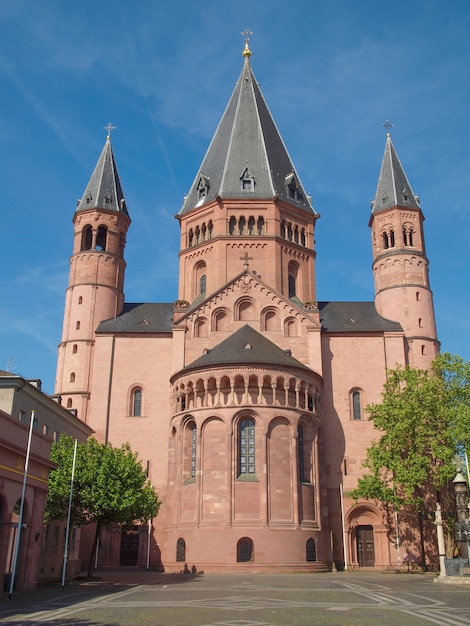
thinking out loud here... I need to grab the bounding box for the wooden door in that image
[356,525,375,567]
[120,528,139,566]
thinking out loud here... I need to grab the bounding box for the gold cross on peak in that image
[240,251,253,270]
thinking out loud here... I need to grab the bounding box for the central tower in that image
[176,39,319,308]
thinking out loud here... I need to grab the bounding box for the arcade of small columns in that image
[171,367,321,414]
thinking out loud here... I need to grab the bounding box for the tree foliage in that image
[45,436,161,575]
[350,353,470,511]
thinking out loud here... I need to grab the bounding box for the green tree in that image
[45,436,161,577]
[350,353,470,565]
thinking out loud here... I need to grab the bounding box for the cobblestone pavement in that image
[1,571,470,626]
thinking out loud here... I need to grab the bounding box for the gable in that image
[173,270,320,335]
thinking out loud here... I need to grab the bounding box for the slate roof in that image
[96,303,173,333]
[76,137,129,217]
[318,301,402,332]
[179,47,314,216]
[95,301,402,336]
[371,134,420,213]
[183,324,313,373]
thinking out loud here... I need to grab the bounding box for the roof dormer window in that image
[285,172,302,202]
[196,174,210,201]
[240,167,255,192]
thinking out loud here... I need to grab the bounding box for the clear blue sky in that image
[1,0,469,394]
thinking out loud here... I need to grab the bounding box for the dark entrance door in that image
[120,528,139,566]
[356,525,375,567]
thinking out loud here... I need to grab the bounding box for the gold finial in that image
[241,29,253,57]
[104,122,116,140]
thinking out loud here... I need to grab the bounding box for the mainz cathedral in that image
[54,38,439,572]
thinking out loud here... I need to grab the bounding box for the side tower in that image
[176,40,319,308]
[369,133,438,367]
[55,133,130,421]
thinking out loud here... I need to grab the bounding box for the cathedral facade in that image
[54,42,439,572]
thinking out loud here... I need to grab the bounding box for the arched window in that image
[194,261,207,300]
[78,296,83,305]
[288,261,298,299]
[67,398,72,408]
[132,388,143,416]
[306,538,316,562]
[76,321,80,330]
[229,216,236,235]
[96,226,107,251]
[257,216,264,235]
[188,229,194,247]
[183,420,197,481]
[200,274,206,295]
[72,344,78,354]
[298,425,305,482]
[81,225,92,251]
[176,537,186,562]
[239,418,255,476]
[248,216,255,235]
[70,372,75,383]
[237,537,254,562]
[238,216,246,235]
[352,390,362,420]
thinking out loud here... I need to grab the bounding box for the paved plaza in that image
[1,571,470,626]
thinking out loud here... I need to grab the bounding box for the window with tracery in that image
[239,418,256,476]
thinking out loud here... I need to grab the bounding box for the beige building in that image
[54,42,439,572]
[0,371,92,590]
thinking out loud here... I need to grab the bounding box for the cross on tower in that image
[104,122,116,138]
[381,119,394,130]
[241,28,253,43]
[240,251,253,270]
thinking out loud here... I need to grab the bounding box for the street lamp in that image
[453,470,470,561]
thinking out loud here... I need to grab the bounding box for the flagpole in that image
[61,439,78,590]
[9,410,35,600]
[339,483,348,571]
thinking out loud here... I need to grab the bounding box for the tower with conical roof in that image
[176,37,319,308]
[369,133,439,366]
[55,131,130,422]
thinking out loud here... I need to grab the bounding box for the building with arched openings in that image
[54,39,439,573]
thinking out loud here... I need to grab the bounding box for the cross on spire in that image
[241,29,253,57]
[240,251,253,270]
[381,119,394,131]
[104,122,116,139]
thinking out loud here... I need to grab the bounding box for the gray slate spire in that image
[76,136,129,217]
[372,134,420,213]
[179,45,314,215]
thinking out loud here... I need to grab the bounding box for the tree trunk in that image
[87,521,102,578]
